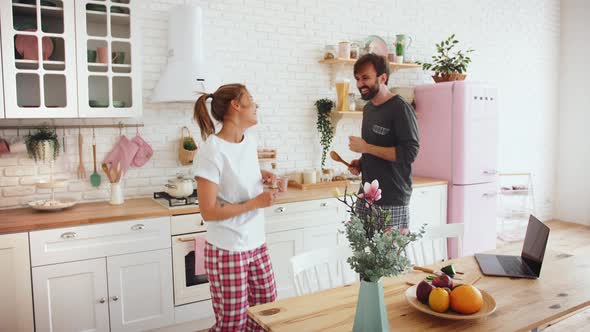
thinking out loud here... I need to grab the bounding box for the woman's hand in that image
[261,169,277,187]
[254,190,277,208]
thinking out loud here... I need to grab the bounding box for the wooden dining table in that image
[248,221,590,331]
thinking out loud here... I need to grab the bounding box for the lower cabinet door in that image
[302,223,340,252]
[32,258,110,332]
[107,249,174,332]
[0,233,34,332]
[266,229,304,299]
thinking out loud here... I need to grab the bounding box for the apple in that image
[416,280,435,304]
[432,274,453,289]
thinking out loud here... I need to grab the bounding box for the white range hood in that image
[151,5,208,103]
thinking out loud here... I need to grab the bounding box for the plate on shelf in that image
[405,285,497,320]
[364,35,388,57]
[28,199,77,212]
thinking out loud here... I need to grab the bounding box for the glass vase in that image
[352,279,389,332]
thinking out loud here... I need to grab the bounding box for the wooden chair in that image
[405,223,464,266]
[290,245,357,296]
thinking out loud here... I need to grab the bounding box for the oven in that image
[171,214,211,306]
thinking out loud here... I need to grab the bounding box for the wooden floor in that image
[198,220,589,332]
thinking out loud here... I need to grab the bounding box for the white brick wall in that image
[0,0,560,221]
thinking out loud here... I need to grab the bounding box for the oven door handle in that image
[177,236,197,242]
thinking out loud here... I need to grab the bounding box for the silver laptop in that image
[475,215,550,279]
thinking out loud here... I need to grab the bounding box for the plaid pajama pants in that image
[205,242,277,332]
[355,200,410,229]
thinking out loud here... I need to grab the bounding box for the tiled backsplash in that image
[0,0,560,221]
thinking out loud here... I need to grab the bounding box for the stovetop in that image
[153,190,198,208]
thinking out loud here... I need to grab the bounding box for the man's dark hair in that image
[353,53,390,85]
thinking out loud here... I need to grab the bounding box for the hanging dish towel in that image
[103,135,139,174]
[131,133,153,167]
[194,236,207,276]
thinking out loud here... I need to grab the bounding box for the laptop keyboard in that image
[497,256,532,275]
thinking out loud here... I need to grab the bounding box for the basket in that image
[432,73,466,83]
[178,126,197,166]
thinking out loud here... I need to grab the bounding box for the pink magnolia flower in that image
[357,180,382,207]
[384,226,410,236]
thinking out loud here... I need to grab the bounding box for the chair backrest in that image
[290,245,357,296]
[405,223,464,266]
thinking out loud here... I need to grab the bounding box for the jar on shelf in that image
[350,42,360,59]
[323,45,336,60]
[348,93,356,112]
[321,169,333,182]
[338,41,351,60]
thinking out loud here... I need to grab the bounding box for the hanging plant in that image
[25,127,60,162]
[315,98,335,170]
[182,137,198,151]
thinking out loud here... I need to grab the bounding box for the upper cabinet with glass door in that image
[76,0,141,117]
[0,0,78,118]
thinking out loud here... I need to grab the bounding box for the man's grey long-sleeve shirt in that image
[360,95,420,206]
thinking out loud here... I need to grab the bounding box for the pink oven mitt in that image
[103,135,139,174]
[131,133,153,167]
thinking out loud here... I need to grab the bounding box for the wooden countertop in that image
[0,176,446,234]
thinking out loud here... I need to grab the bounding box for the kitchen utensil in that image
[330,151,352,168]
[165,174,195,198]
[102,163,113,183]
[413,266,463,280]
[103,135,139,175]
[405,285,496,320]
[110,182,124,205]
[114,162,122,183]
[364,35,388,57]
[90,128,101,187]
[77,128,86,179]
[130,131,153,167]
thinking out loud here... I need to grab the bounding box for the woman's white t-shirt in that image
[195,134,265,251]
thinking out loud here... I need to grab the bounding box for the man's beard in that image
[359,83,380,100]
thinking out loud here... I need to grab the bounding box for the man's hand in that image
[254,190,277,208]
[349,136,369,154]
[348,159,361,176]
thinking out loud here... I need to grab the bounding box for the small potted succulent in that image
[418,34,474,83]
[25,127,60,162]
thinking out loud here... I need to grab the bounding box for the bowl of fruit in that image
[405,274,497,320]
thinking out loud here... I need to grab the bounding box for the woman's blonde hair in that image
[193,83,246,140]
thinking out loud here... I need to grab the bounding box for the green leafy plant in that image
[315,98,335,169]
[418,34,474,76]
[338,181,425,282]
[25,127,60,162]
[182,137,197,151]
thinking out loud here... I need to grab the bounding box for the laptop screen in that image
[521,215,550,275]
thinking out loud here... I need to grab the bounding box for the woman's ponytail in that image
[194,93,215,141]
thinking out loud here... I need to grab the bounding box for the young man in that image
[348,53,419,229]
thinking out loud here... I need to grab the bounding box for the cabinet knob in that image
[111,296,119,301]
[200,220,205,226]
[320,202,328,207]
[483,170,498,175]
[60,232,77,239]
[275,207,286,213]
[131,224,145,231]
[482,192,497,198]
[98,298,106,304]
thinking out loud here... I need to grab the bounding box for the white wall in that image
[556,0,590,225]
[0,0,560,221]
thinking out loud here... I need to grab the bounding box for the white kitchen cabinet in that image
[266,229,304,299]
[75,0,141,117]
[303,223,342,252]
[0,233,34,332]
[409,184,447,232]
[0,0,141,118]
[107,249,174,332]
[33,258,110,332]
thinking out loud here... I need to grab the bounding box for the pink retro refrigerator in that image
[413,81,498,257]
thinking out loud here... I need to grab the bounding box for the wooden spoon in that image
[330,151,352,168]
[101,163,113,183]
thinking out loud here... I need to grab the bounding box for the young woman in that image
[194,83,278,331]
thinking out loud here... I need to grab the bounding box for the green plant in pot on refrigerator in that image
[418,34,474,83]
[25,127,61,162]
[337,181,425,331]
[315,98,335,170]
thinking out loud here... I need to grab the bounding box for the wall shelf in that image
[12,3,64,18]
[319,58,421,71]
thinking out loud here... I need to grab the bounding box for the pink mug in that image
[97,47,109,64]
[277,176,289,192]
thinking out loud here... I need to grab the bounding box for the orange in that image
[450,284,483,314]
[428,288,450,313]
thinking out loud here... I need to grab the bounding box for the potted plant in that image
[418,34,474,83]
[178,126,198,166]
[337,181,425,331]
[315,98,335,170]
[25,127,60,162]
